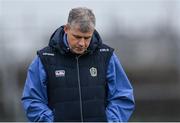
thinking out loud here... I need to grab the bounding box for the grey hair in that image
[67,7,96,32]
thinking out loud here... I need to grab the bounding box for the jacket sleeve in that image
[21,56,54,122]
[105,52,135,122]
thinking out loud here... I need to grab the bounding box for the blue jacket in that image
[21,29,135,122]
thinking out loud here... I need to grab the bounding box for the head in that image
[64,7,96,54]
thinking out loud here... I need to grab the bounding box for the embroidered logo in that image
[100,48,109,52]
[43,52,54,56]
[55,70,65,77]
[90,67,97,77]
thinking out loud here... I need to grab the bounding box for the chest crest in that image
[89,67,97,77]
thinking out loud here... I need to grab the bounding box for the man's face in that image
[64,24,94,55]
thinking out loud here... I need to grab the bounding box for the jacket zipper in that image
[76,56,84,122]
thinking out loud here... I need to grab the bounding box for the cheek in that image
[68,38,78,47]
[85,40,91,47]
[86,40,91,46]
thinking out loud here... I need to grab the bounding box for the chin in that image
[76,52,84,54]
[71,48,86,55]
[74,51,85,55]
[71,50,80,54]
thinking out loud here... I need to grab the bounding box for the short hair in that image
[67,7,96,32]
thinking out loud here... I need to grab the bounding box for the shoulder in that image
[37,46,55,57]
[28,56,43,72]
[36,46,56,68]
[99,43,114,53]
[98,43,114,57]
[97,43,114,59]
[96,43,115,68]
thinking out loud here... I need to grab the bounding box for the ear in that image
[64,24,70,33]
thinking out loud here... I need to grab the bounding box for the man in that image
[21,7,135,122]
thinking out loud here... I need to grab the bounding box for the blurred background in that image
[0,0,180,121]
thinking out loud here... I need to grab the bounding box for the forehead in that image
[69,24,94,36]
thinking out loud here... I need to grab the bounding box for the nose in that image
[78,38,85,47]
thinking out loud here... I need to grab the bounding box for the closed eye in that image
[73,35,82,39]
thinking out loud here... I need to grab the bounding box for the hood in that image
[48,26,103,55]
